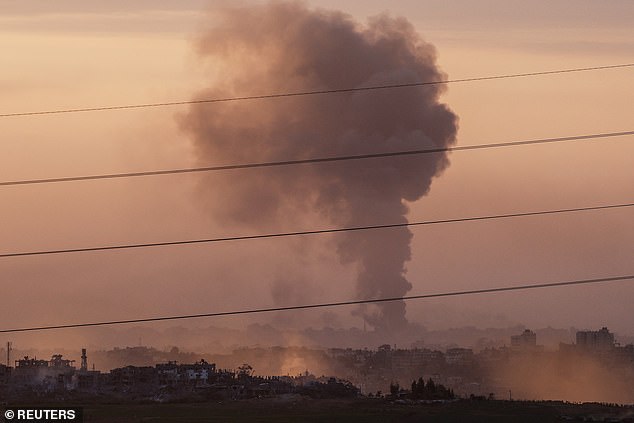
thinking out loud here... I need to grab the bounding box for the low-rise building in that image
[12,355,75,390]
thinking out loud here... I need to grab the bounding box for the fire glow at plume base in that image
[180,1,458,331]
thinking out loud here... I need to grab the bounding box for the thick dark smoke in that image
[181,1,458,332]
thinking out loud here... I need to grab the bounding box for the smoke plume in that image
[181,1,458,332]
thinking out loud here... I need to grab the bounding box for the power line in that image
[0,274,631,333]
[1,130,632,187]
[1,63,632,118]
[1,202,632,259]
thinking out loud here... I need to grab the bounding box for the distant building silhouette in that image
[0,363,10,385]
[511,329,537,350]
[12,355,75,389]
[445,348,474,365]
[576,327,615,351]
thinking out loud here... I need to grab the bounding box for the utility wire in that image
[1,202,632,259]
[1,130,632,187]
[1,63,632,118]
[0,274,631,333]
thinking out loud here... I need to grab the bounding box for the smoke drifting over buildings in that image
[180,2,458,331]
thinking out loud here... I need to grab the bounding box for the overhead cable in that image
[1,63,632,118]
[1,202,632,259]
[0,274,631,333]
[1,130,632,187]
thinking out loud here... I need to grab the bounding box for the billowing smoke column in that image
[181,1,458,332]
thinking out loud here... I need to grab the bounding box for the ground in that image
[35,398,633,422]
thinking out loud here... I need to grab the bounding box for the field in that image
[74,398,634,422]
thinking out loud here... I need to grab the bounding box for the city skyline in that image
[1,0,633,360]
[2,325,633,404]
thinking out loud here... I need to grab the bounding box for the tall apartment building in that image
[576,327,615,351]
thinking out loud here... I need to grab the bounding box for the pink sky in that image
[0,1,632,350]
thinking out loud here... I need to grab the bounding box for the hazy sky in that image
[1,0,633,350]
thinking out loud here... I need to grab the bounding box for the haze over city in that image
[1,0,633,393]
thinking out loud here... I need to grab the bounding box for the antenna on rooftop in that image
[81,348,88,372]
